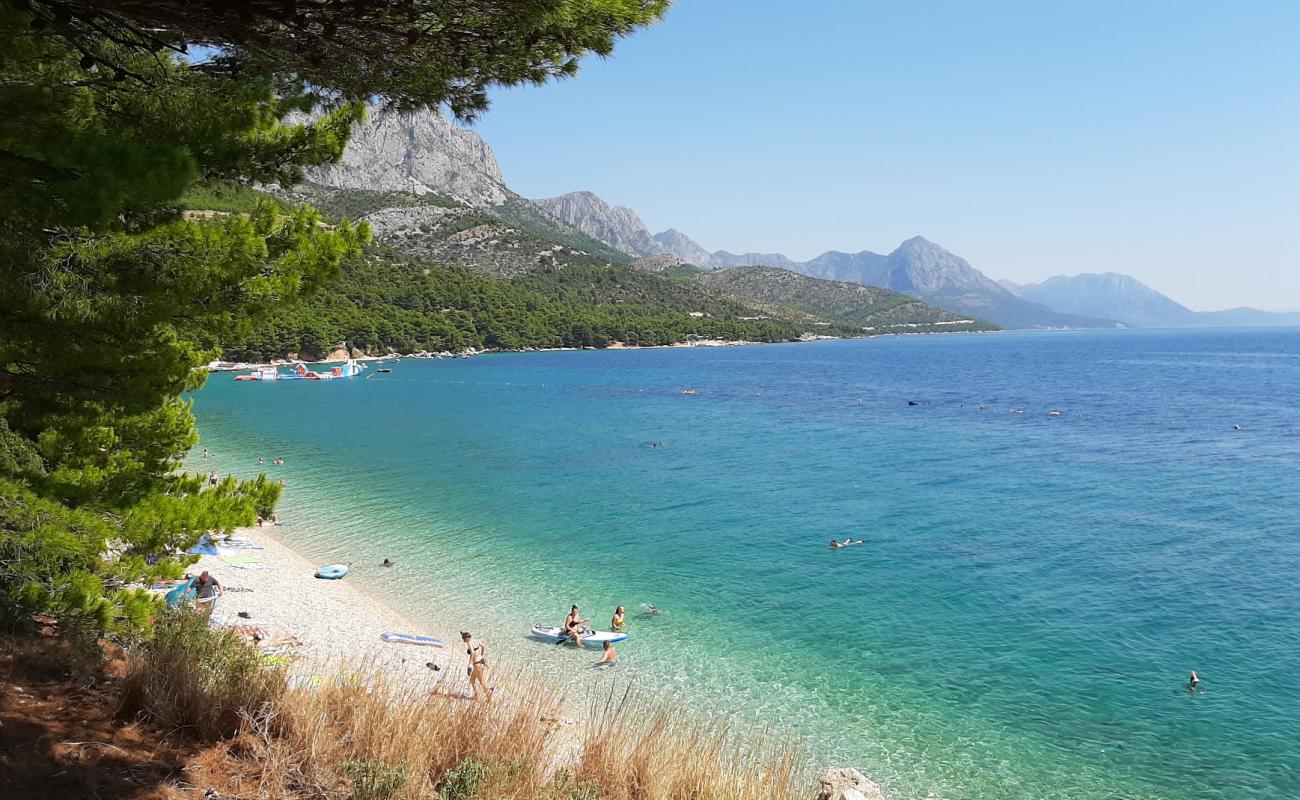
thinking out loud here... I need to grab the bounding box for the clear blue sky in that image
[471,1,1299,311]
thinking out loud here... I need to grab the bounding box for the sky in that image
[470,1,1299,311]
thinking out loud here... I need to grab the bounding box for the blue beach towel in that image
[187,533,220,556]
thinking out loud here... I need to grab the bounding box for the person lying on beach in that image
[611,606,626,632]
[596,640,617,666]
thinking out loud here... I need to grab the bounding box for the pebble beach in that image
[190,528,463,691]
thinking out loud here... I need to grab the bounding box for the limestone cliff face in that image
[303,108,509,206]
[531,191,661,257]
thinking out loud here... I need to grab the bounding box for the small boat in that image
[376,368,392,374]
[314,564,349,580]
[380,632,445,647]
[681,389,698,396]
[530,624,628,646]
[1048,410,1063,417]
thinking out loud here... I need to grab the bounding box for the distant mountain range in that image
[535,191,1117,329]
[273,108,988,340]
[1002,273,1300,328]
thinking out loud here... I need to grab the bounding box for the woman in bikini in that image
[460,631,490,700]
[611,606,626,632]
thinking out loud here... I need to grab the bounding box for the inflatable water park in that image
[235,359,365,382]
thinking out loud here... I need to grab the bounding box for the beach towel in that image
[187,533,220,556]
[220,555,269,569]
[163,579,195,608]
[222,538,265,551]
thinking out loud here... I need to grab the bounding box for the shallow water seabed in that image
[189,329,1300,800]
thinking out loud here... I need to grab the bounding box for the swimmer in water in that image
[382,558,395,568]
[1187,670,1201,693]
[1233,424,1242,431]
[641,603,666,617]
[829,539,843,548]
[597,640,617,666]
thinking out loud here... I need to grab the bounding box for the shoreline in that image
[191,527,464,689]
[189,524,882,796]
[201,329,1003,372]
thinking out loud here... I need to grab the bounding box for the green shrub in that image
[344,759,408,800]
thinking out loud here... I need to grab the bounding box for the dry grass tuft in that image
[127,617,805,799]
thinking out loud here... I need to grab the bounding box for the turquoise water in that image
[189,330,1300,799]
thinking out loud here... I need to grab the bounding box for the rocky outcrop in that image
[532,191,662,257]
[816,767,885,800]
[303,108,509,206]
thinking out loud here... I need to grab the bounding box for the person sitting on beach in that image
[461,631,490,700]
[597,640,617,666]
[193,571,223,618]
[611,606,626,632]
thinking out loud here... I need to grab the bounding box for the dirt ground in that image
[0,635,248,800]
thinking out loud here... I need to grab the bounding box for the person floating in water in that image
[597,640,617,666]
[1187,670,1201,693]
[829,539,843,548]
[1233,424,1242,431]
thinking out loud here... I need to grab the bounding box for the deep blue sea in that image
[188,329,1300,799]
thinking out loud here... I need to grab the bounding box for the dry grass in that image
[126,615,805,799]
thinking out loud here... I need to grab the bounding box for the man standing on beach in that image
[193,571,223,618]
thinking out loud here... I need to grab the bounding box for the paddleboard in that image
[530,624,628,645]
[380,632,446,648]
[314,564,349,580]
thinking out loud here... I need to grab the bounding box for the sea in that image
[187,328,1300,800]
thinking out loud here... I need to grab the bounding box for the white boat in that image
[530,624,628,645]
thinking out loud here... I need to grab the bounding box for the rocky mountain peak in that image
[531,191,661,258]
[301,107,509,206]
[652,228,715,267]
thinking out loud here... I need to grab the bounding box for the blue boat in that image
[314,564,349,580]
